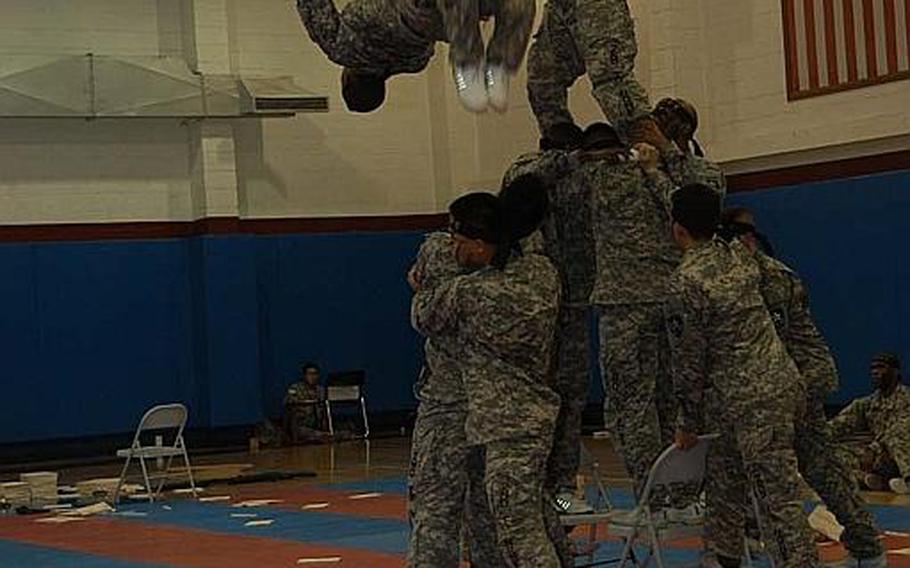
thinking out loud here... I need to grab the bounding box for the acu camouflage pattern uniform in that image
[413,245,569,568]
[502,150,594,493]
[755,252,883,560]
[587,149,680,496]
[666,238,820,567]
[296,0,531,76]
[831,382,910,484]
[436,0,536,72]
[661,146,727,199]
[407,232,502,568]
[284,380,326,439]
[527,0,650,134]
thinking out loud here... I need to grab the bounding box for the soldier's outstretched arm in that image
[666,277,710,435]
[295,0,346,64]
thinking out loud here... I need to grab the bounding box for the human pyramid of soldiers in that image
[295,0,894,566]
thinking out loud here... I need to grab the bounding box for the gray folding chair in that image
[113,403,198,504]
[324,371,370,439]
[610,434,719,568]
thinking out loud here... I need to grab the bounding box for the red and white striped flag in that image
[782,0,910,99]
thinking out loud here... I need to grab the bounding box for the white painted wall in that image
[0,0,194,224]
[0,0,906,225]
[636,0,910,170]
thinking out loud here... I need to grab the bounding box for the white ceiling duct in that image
[0,55,326,119]
[239,76,329,116]
[0,55,91,116]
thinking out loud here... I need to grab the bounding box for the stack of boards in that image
[1,471,60,509]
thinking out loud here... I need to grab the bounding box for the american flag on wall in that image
[781,0,910,99]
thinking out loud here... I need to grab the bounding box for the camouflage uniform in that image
[408,233,501,568]
[284,381,325,440]
[587,151,679,495]
[503,151,593,492]
[526,0,650,134]
[831,383,910,483]
[666,238,820,567]
[296,0,529,76]
[413,247,568,568]
[755,252,883,560]
[661,146,727,198]
[438,0,536,71]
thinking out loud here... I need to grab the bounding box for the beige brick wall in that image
[638,0,910,168]
[0,1,194,224]
[0,0,905,224]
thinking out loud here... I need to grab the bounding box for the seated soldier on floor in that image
[284,362,330,444]
[831,352,910,494]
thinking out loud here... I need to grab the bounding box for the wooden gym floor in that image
[0,436,908,567]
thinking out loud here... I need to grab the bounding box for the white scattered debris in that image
[232,499,283,508]
[162,505,173,511]
[230,513,259,518]
[35,516,87,524]
[297,558,342,564]
[61,502,115,517]
[113,511,149,518]
[244,519,274,527]
[347,493,381,500]
[301,502,330,510]
[198,496,232,503]
[173,488,203,495]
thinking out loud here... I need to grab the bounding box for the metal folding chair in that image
[610,434,719,568]
[113,403,198,504]
[324,371,370,439]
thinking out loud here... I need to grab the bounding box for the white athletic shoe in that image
[825,553,889,567]
[484,64,510,113]
[889,476,910,494]
[452,65,487,113]
[554,492,593,514]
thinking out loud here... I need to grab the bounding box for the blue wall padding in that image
[0,232,424,443]
[0,169,907,443]
[728,169,910,403]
